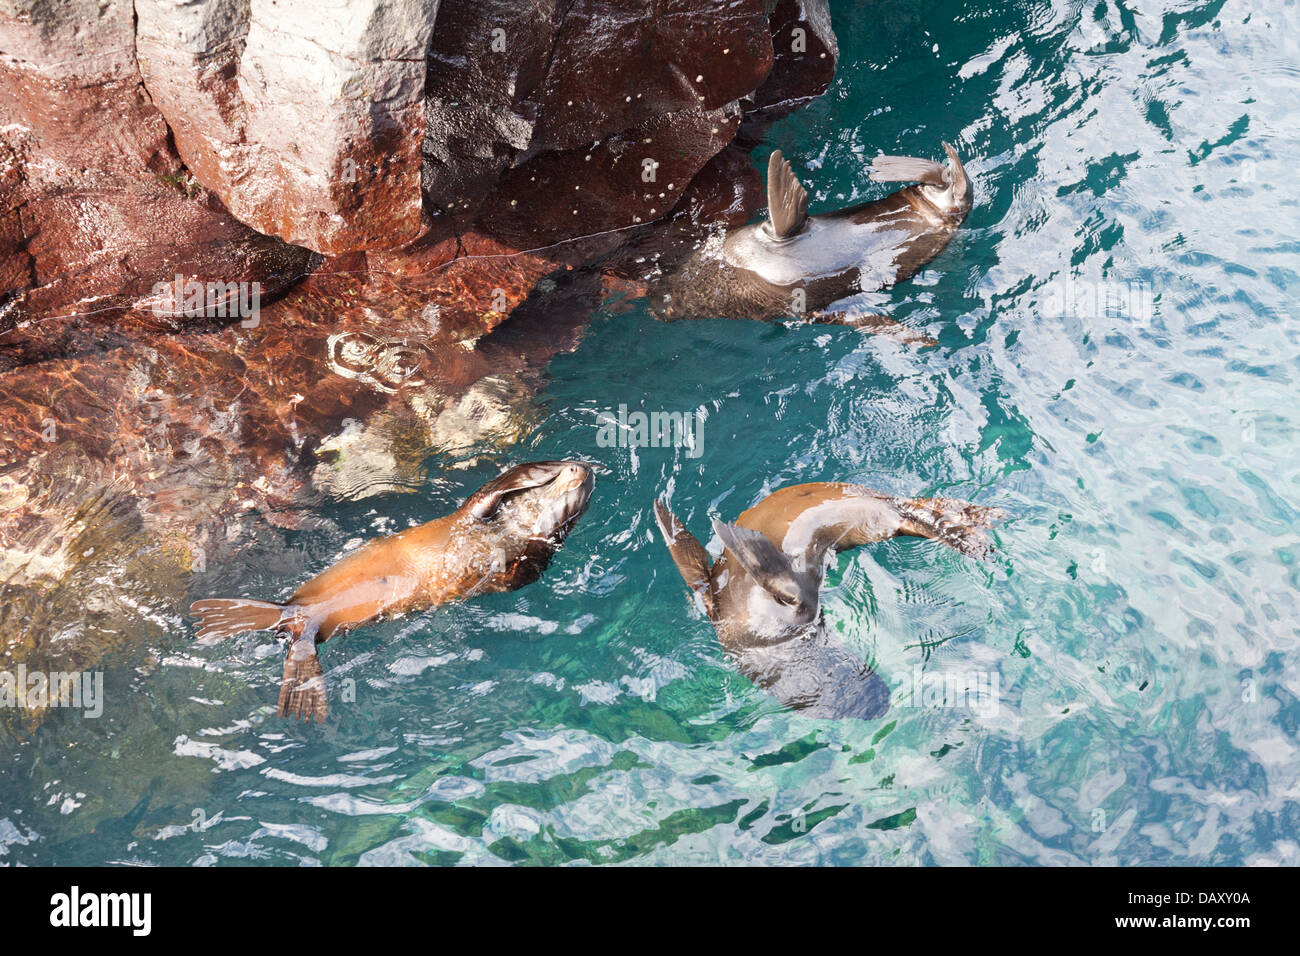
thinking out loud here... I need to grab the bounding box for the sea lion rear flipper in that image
[766,150,809,239]
[653,500,716,618]
[190,598,289,643]
[277,632,327,723]
[868,153,949,186]
[893,495,1005,559]
[711,518,811,611]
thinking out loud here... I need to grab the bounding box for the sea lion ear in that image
[766,150,810,239]
[712,518,811,610]
[467,462,566,521]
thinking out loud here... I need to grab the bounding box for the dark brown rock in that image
[752,0,839,113]
[420,0,562,229]
[526,0,775,153]
[477,103,743,245]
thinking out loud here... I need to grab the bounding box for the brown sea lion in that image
[651,144,972,326]
[191,461,595,722]
[654,483,1000,718]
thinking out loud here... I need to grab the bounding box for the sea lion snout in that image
[534,461,596,536]
[551,460,596,494]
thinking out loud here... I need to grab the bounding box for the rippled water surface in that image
[3,0,1299,865]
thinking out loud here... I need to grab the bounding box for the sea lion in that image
[191,460,595,722]
[651,143,972,325]
[654,483,1000,718]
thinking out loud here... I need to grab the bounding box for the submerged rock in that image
[0,246,624,718]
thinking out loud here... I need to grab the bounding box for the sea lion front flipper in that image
[766,150,809,239]
[277,633,327,723]
[868,153,949,186]
[468,461,571,521]
[654,500,716,618]
[711,518,812,611]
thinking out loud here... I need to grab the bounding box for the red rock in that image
[135,0,436,255]
[0,0,843,720]
[0,6,314,338]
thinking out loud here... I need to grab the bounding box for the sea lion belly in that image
[721,203,913,289]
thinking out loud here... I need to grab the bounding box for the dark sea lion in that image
[191,461,595,722]
[651,143,972,325]
[654,483,1000,718]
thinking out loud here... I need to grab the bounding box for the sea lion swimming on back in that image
[191,461,595,722]
[654,482,1000,718]
[651,143,972,325]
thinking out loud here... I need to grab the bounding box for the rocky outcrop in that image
[135,0,437,254]
[3,0,840,318]
[4,0,829,269]
[0,0,314,338]
[0,0,840,724]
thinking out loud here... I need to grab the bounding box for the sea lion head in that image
[917,141,971,217]
[464,461,595,582]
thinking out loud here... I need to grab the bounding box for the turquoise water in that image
[3,0,1299,865]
